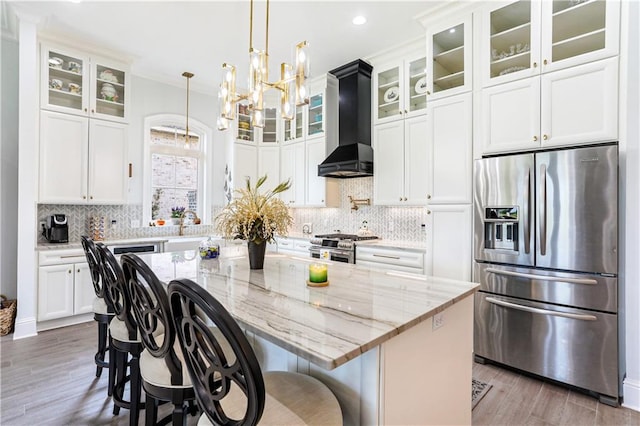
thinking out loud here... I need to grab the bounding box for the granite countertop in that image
[139,252,478,370]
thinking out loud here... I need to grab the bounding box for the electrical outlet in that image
[420,223,426,233]
[432,312,444,331]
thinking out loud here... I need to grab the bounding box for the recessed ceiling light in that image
[449,28,456,33]
[352,16,367,26]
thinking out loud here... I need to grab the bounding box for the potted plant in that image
[171,206,185,225]
[215,175,292,269]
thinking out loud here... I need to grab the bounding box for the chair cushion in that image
[140,333,192,389]
[141,327,233,390]
[109,317,164,344]
[197,371,342,425]
[92,297,112,315]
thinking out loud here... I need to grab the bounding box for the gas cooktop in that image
[314,233,379,241]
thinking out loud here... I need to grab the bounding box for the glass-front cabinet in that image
[235,103,256,143]
[261,106,278,144]
[427,15,472,100]
[373,53,427,124]
[481,0,619,87]
[283,106,304,143]
[307,92,324,138]
[41,43,129,123]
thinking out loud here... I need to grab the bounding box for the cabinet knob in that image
[543,134,548,141]
[399,197,403,202]
[84,108,88,112]
[91,109,95,114]
[399,111,403,115]
[427,210,431,215]
[543,59,548,65]
[82,195,87,199]
[90,196,94,200]
[404,110,408,114]
[68,270,72,274]
[427,194,431,199]
[533,135,538,142]
[404,197,407,201]
[321,199,324,203]
[77,269,80,273]
[426,91,431,95]
[533,62,538,68]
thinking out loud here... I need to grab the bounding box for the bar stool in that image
[80,236,115,386]
[168,278,343,426]
[121,253,197,426]
[96,244,144,426]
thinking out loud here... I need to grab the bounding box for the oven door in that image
[309,246,353,263]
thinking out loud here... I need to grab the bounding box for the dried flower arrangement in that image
[215,175,292,244]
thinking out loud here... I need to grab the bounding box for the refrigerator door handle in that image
[524,168,531,254]
[539,163,547,256]
[486,267,598,285]
[486,297,597,321]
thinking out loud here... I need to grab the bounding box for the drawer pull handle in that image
[373,254,401,260]
[60,255,82,259]
[486,297,597,321]
[485,268,597,285]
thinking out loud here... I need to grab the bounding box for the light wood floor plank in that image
[2,323,639,425]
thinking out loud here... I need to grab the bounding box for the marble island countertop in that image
[139,251,478,370]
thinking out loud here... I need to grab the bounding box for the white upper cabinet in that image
[373,53,427,124]
[482,57,618,154]
[235,103,258,144]
[480,0,619,87]
[427,15,473,100]
[305,138,339,207]
[373,116,429,206]
[41,43,130,123]
[283,107,305,144]
[426,93,473,204]
[39,110,128,204]
[280,141,305,206]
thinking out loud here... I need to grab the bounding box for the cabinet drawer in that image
[293,240,313,253]
[356,247,424,269]
[39,249,86,266]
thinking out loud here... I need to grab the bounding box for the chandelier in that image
[217,0,309,130]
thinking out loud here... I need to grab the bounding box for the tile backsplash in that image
[38,177,428,244]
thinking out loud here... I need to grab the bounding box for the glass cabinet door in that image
[488,0,536,81]
[93,62,127,120]
[431,24,465,94]
[376,65,401,121]
[295,107,304,140]
[307,92,324,137]
[262,107,278,144]
[549,0,607,64]
[406,57,427,115]
[44,48,87,115]
[236,103,256,143]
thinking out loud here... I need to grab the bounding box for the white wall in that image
[127,76,226,209]
[0,36,19,299]
[622,0,640,412]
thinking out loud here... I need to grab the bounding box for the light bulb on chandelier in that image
[217,0,309,131]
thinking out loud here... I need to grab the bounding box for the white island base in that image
[247,295,473,426]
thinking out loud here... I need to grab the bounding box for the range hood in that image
[318,59,373,178]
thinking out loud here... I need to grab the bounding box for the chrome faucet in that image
[179,210,199,236]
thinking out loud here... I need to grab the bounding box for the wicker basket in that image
[0,295,17,336]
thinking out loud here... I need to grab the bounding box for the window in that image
[143,115,211,225]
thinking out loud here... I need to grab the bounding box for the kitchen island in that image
[142,250,479,425]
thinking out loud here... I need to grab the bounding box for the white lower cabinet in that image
[39,110,128,203]
[356,246,425,274]
[425,204,472,281]
[38,261,93,321]
[274,237,312,256]
[481,57,618,154]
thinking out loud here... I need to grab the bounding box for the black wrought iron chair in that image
[167,278,343,426]
[96,243,144,425]
[80,236,115,386]
[121,253,197,426]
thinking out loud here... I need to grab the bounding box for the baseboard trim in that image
[623,377,640,412]
[13,317,37,340]
[36,313,93,332]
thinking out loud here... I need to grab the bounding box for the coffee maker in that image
[43,214,69,243]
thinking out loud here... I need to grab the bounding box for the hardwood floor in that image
[2,322,639,425]
[473,362,640,426]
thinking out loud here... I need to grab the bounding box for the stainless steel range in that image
[309,233,379,263]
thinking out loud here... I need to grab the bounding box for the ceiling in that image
[9,1,448,94]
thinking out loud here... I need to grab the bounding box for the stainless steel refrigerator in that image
[473,144,620,405]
